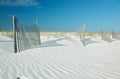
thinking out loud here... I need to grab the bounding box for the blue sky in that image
[0,0,120,32]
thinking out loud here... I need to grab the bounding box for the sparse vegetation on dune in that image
[1,31,119,42]
[86,32,101,37]
[1,31,13,38]
[0,28,112,40]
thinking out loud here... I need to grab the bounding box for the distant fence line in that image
[101,29,120,41]
[112,31,120,39]
[78,24,85,46]
[1,20,120,49]
[101,30,111,42]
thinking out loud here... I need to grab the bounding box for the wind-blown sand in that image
[0,33,120,79]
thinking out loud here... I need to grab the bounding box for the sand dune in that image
[0,33,120,79]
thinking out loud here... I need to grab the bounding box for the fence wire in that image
[13,16,41,53]
[101,30,111,42]
[78,24,85,46]
[112,31,120,39]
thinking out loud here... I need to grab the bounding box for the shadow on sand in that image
[85,38,99,46]
[35,38,66,48]
[0,40,13,42]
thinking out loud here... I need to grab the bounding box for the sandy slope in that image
[0,35,120,79]
[0,35,14,54]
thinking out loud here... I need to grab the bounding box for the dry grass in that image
[1,31,13,38]
[86,32,100,37]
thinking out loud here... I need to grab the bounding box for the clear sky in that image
[0,0,120,32]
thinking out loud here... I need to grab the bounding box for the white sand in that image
[0,33,120,79]
[0,35,14,54]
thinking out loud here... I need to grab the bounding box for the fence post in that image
[83,24,85,46]
[36,20,41,44]
[13,15,17,53]
[78,24,85,46]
